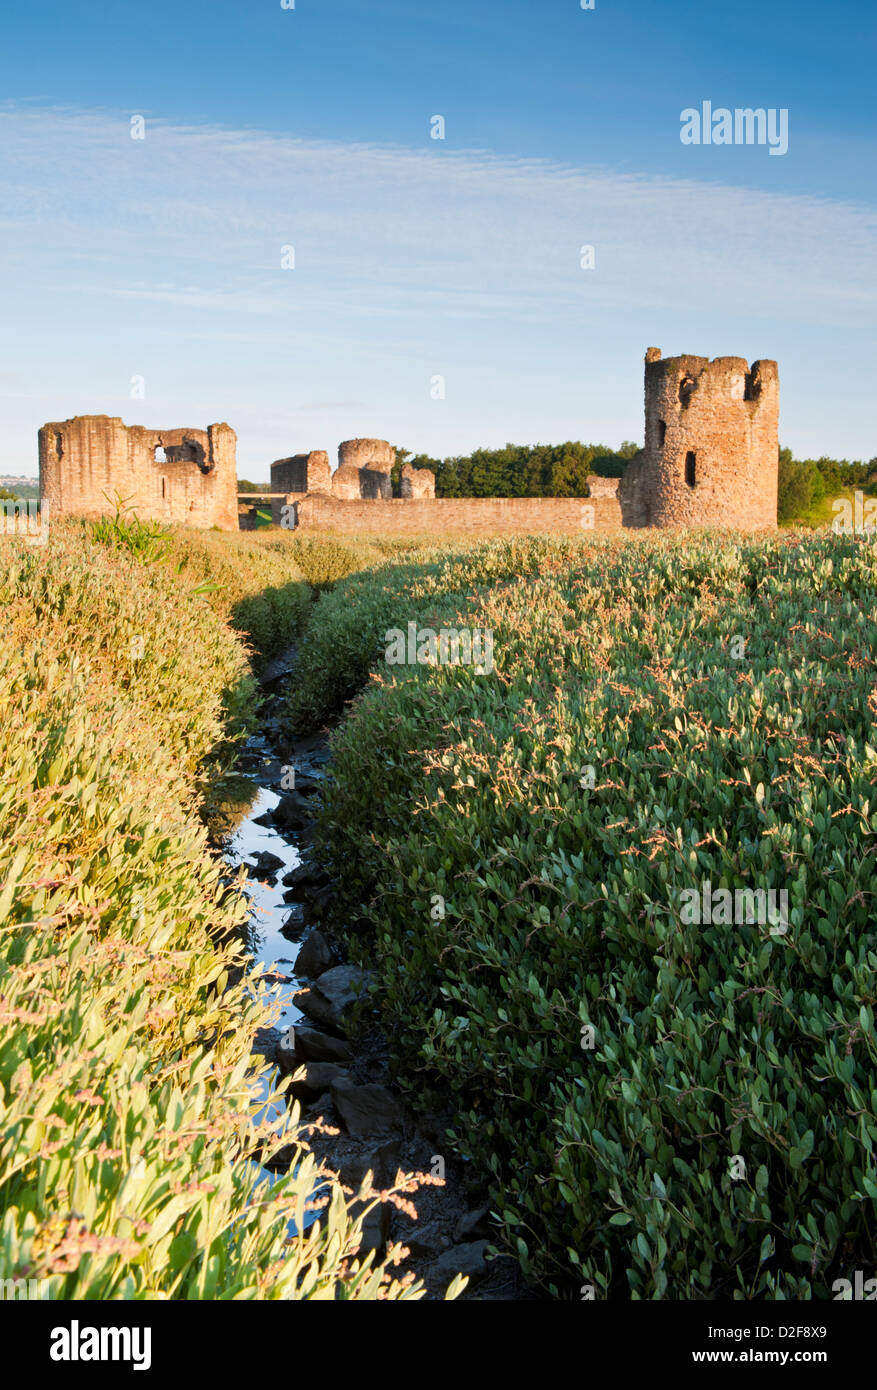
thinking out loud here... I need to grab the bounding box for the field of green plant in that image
[0,519,435,1300]
[5,512,875,1302]
[286,529,877,1299]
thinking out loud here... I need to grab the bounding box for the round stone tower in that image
[620,348,779,529]
[336,438,395,499]
[337,439,395,472]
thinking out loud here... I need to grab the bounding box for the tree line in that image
[778,448,877,522]
[391,441,640,498]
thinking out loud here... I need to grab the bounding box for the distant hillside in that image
[0,476,40,500]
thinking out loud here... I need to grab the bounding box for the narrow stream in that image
[216,652,528,1299]
[221,721,330,1217]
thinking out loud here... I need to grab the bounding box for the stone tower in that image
[618,348,779,529]
[334,438,396,499]
[39,415,239,530]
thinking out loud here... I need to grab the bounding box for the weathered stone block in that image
[400,463,435,499]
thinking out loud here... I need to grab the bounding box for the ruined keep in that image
[338,438,395,474]
[271,439,395,504]
[336,438,394,500]
[39,415,238,529]
[618,348,779,529]
[271,438,436,514]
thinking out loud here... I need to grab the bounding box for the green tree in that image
[777,447,814,521]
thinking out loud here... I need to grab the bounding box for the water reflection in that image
[223,751,318,1230]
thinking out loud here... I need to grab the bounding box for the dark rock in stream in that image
[275,1034,349,1098]
[283,884,336,920]
[288,1061,348,1101]
[306,884,337,920]
[295,929,334,979]
[293,1027,354,1064]
[273,791,315,830]
[355,1202,390,1256]
[330,1079,403,1138]
[247,850,285,880]
[279,904,307,940]
[258,649,298,686]
[288,773,322,796]
[400,1233,452,1262]
[275,1028,298,1075]
[453,1206,493,1242]
[294,965,372,1029]
[281,862,330,890]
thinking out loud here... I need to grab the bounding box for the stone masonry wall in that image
[39,415,238,529]
[330,465,368,501]
[270,452,330,523]
[270,451,331,496]
[294,493,622,537]
[622,347,779,529]
[617,452,651,528]
[41,351,776,540]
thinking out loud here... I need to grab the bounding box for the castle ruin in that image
[38,350,777,537]
[269,439,435,524]
[39,416,238,530]
[618,348,779,529]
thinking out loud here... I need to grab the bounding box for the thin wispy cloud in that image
[1,102,874,470]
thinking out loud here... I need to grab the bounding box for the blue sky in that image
[1,0,875,476]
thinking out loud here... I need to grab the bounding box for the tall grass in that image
[0,521,445,1299]
[162,527,312,669]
